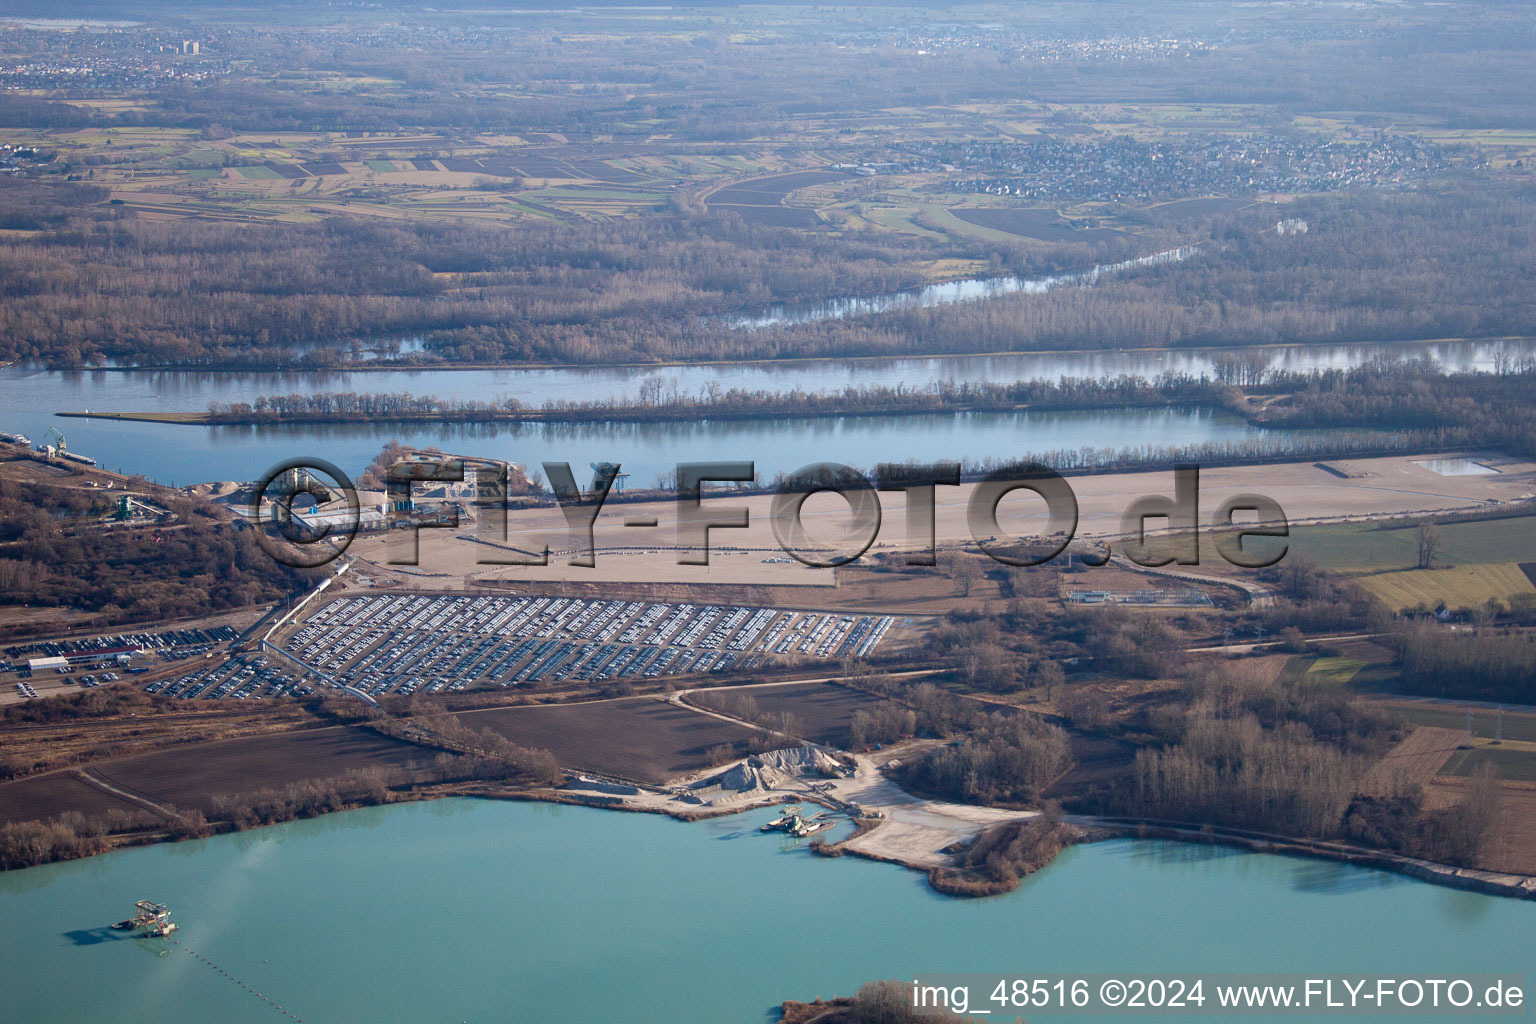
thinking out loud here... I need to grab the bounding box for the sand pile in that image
[678,746,843,806]
[752,746,844,777]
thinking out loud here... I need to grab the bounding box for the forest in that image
[1391,625,1536,704]
[1123,657,1505,870]
[897,713,1072,806]
[0,470,312,629]
[1126,660,1400,838]
[1263,362,1536,460]
[3,180,1536,369]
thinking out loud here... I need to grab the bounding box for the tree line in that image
[206,374,1228,424]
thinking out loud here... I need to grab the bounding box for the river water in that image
[12,336,1530,413]
[1,800,1528,1024]
[3,336,1525,486]
[718,246,1201,329]
[0,406,1288,488]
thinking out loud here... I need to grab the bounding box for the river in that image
[717,246,1201,329]
[4,336,1523,486]
[1,800,1529,1024]
[11,336,1532,413]
[0,406,1297,488]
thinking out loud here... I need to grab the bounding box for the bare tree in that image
[1417,522,1442,569]
[1033,660,1065,701]
[950,552,983,597]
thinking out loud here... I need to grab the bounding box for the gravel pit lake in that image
[3,798,1531,1024]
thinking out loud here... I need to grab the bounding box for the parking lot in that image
[145,653,315,702]
[4,625,240,667]
[2,624,245,702]
[272,593,894,699]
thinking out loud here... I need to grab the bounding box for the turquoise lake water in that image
[1,799,1530,1024]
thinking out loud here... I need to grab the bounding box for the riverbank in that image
[29,332,1536,376]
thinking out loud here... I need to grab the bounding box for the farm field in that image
[857,204,947,239]
[455,697,757,784]
[83,727,435,813]
[1380,702,1536,744]
[1145,196,1254,220]
[948,206,1127,243]
[1358,725,1466,796]
[1291,510,1536,571]
[705,169,853,207]
[0,93,1424,263]
[0,771,141,825]
[1366,704,1536,785]
[1302,657,1367,687]
[0,109,1194,242]
[686,680,892,747]
[1440,742,1536,783]
[1351,563,1536,613]
[0,695,317,762]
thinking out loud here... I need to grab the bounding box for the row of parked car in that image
[276,593,896,695]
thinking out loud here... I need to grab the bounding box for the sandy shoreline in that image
[511,778,1536,902]
[489,739,1536,902]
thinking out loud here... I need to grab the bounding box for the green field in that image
[1302,656,1366,687]
[181,148,227,165]
[1291,514,1536,611]
[1390,705,1536,743]
[366,160,398,172]
[233,165,283,180]
[858,205,948,239]
[1352,563,1535,612]
[1440,744,1536,782]
[1292,514,1536,571]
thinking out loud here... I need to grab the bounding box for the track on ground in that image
[457,698,756,784]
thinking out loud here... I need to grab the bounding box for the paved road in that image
[1109,552,1275,607]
